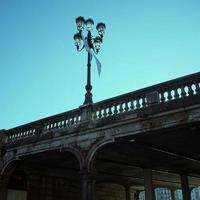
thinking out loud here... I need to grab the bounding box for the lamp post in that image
[73,16,106,105]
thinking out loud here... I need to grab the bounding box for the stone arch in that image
[0,158,25,200]
[2,146,84,174]
[85,137,115,171]
[60,145,85,171]
[1,157,20,176]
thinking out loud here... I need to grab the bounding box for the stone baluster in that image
[174,88,179,99]
[103,108,107,117]
[75,115,79,124]
[63,119,67,127]
[136,99,140,109]
[187,84,193,96]
[67,118,71,126]
[130,99,135,110]
[108,106,112,116]
[114,104,118,115]
[71,117,75,125]
[195,83,200,94]
[125,102,129,112]
[55,122,59,129]
[160,91,165,102]
[98,109,102,119]
[142,96,147,107]
[181,86,186,98]
[167,90,173,101]
[119,102,124,113]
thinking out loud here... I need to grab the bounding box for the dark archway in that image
[20,148,83,200]
[7,170,27,200]
[1,148,84,200]
[88,132,200,200]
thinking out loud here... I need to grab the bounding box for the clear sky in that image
[0,0,200,129]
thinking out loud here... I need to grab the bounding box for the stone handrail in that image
[3,108,81,143]
[92,72,200,119]
[2,72,200,143]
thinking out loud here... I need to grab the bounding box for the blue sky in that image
[0,0,200,129]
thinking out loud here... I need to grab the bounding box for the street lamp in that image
[73,16,106,105]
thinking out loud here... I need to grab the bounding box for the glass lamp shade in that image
[96,23,106,36]
[86,18,94,31]
[75,16,85,31]
[73,33,82,48]
[94,36,102,52]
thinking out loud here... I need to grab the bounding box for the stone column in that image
[171,189,176,200]
[181,175,191,200]
[80,170,95,200]
[144,169,155,200]
[125,186,131,200]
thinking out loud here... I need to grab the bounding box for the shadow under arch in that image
[60,146,85,171]
[2,146,85,175]
[86,137,115,171]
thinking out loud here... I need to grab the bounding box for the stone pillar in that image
[80,105,93,122]
[125,186,131,200]
[144,169,155,200]
[80,170,95,200]
[171,189,176,200]
[181,175,191,200]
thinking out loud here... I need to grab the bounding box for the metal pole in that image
[84,52,93,105]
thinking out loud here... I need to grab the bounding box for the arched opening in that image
[7,170,27,200]
[89,139,200,200]
[20,149,82,200]
[1,148,84,200]
[90,141,145,200]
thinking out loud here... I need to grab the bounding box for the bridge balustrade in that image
[2,72,200,143]
[3,108,81,143]
[92,72,200,119]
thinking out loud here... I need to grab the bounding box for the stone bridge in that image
[0,72,200,200]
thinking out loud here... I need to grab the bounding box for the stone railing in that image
[92,72,200,119]
[3,108,81,143]
[2,72,200,143]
